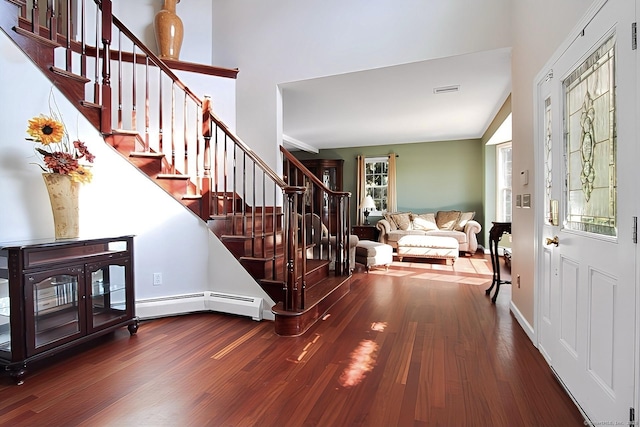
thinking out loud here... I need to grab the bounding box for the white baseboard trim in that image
[136,292,273,321]
[510,300,536,344]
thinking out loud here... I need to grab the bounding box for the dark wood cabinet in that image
[0,236,138,384]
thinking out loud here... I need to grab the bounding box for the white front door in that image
[536,0,637,423]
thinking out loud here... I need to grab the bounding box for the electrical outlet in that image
[153,273,162,286]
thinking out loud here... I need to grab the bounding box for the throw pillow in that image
[383,213,398,231]
[411,213,438,231]
[389,212,413,231]
[455,211,476,231]
[436,210,461,231]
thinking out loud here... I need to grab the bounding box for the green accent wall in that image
[293,138,486,247]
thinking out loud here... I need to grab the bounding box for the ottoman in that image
[396,235,459,265]
[355,241,393,271]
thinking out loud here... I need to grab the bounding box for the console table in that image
[485,222,511,303]
[0,236,138,384]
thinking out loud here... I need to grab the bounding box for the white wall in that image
[209,0,513,168]
[0,31,272,312]
[113,0,213,65]
[510,0,594,324]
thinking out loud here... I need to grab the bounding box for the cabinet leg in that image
[128,317,140,335]
[6,363,26,385]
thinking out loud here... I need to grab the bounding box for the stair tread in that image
[111,129,140,136]
[130,151,165,158]
[13,25,61,48]
[50,66,90,83]
[304,275,350,305]
[239,252,285,262]
[157,174,190,180]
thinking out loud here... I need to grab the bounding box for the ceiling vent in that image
[433,85,460,94]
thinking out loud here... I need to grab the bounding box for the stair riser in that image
[129,157,163,177]
[211,217,283,236]
[222,236,284,259]
[240,256,284,280]
[156,178,190,197]
[301,263,330,288]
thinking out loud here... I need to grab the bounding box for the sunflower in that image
[27,115,65,145]
[69,166,93,184]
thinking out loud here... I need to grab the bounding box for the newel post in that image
[100,0,113,133]
[283,186,305,311]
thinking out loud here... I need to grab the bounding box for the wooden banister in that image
[2,0,351,323]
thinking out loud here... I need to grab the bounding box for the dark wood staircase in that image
[1,0,353,336]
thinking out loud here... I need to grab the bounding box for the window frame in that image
[496,142,512,222]
[364,156,388,215]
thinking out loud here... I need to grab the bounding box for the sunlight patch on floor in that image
[458,277,491,286]
[339,340,379,388]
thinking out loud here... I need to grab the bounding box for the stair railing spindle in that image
[262,170,266,260]
[201,98,212,217]
[213,124,219,216]
[170,81,175,173]
[30,0,38,33]
[195,102,202,194]
[92,4,99,103]
[64,0,71,71]
[182,95,188,176]
[158,70,163,153]
[80,0,87,77]
[250,162,256,258]
[144,56,151,151]
[46,0,56,41]
[99,0,111,133]
[131,44,137,131]
[223,133,228,217]
[271,178,277,280]
[233,148,247,236]
[232,145,238,229]
[116,29,122,128]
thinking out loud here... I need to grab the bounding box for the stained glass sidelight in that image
[563,36,616,236]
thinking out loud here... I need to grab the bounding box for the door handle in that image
[545,236,559,246]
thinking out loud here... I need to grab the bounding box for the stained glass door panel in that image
[563,36,616,236]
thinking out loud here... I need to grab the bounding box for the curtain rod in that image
[355,154,399,159]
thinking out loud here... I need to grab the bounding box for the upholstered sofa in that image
[375,211,481,254]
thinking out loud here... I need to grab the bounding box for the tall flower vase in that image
[42,173,80,240]
[154,0,183,60]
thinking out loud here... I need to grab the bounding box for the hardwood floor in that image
[0,254,584,426]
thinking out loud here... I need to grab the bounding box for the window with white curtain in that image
[365,157,388,214]
[496,142,512,222]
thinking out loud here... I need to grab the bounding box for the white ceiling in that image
[281,48,512,152]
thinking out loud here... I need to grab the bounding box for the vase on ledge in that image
[42,173,80,240]
[154,0,183,60]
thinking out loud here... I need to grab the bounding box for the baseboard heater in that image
[136,292,264,321]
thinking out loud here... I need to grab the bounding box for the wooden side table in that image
[485,221,512,303]
[352,225,378,241]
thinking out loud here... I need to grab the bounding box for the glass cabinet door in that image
[0,271,10,358]
[25,267,85,356]
[87,260,131,332]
